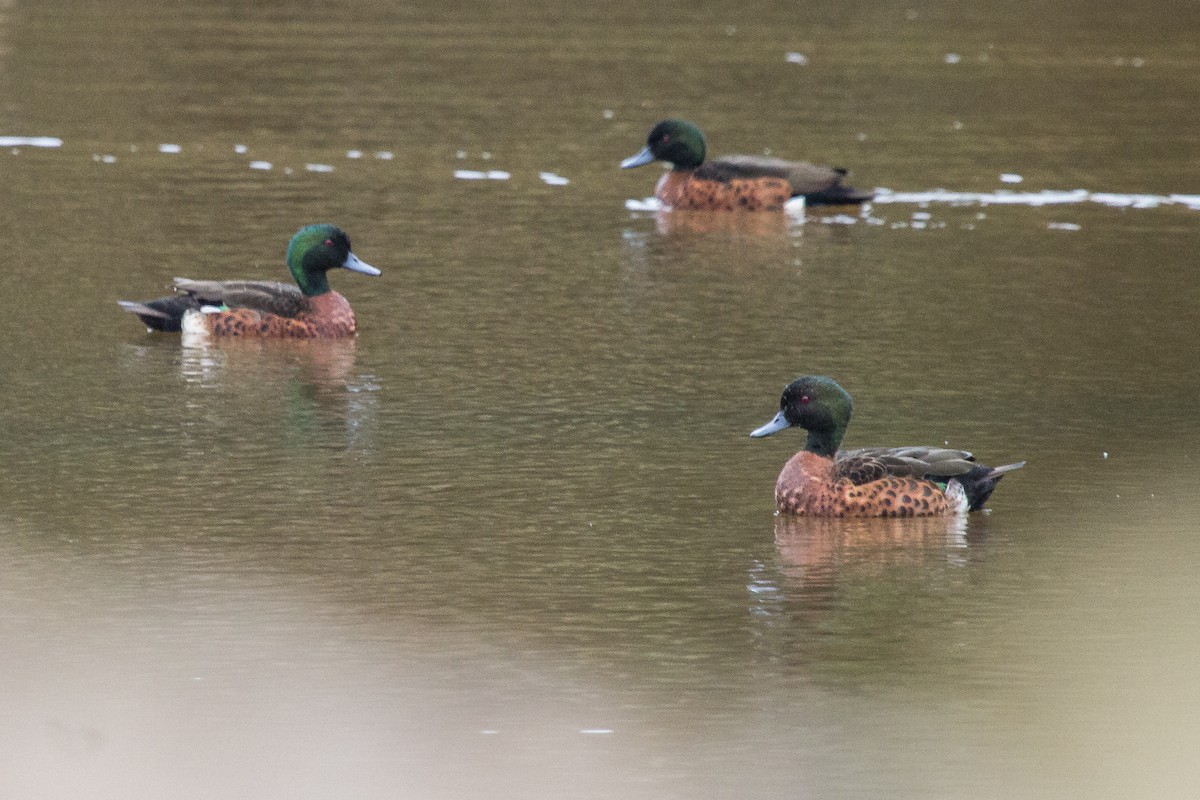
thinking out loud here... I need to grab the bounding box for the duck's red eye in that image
[324,239,334,247]
[800,395,810,405]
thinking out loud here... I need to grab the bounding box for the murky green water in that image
[3,1,1200,798]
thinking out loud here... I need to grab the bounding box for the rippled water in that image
[3,1,1200,798]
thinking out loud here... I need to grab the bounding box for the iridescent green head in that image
[749,375,854,457]
[620,119,707,171]
[286,224,380,297]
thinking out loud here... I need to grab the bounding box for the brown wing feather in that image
[699,155,843,196]
[835,446,978,485]
[173,278,309,319]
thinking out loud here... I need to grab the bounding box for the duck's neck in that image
[294,270,331,297]
[669,151,704,171]
[804,427,844,458]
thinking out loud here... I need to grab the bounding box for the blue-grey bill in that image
[343,251,381,276]
[749,411,790,438]
[620,146,655,169]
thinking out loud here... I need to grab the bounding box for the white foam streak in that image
[625,197,663,212]
[868,188,1195,208]
[0,136,62,147]
[454,169,510,181]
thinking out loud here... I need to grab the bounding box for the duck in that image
[118,224,380,338]
[620,119,873,210]
[750,376,1024,517]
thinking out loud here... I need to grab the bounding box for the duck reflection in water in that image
[178,335,379,451]
[762,514,977,616]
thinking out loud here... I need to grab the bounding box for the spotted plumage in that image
[621,119,873,210]
[751,376,1024,517]
[118,224,379,339]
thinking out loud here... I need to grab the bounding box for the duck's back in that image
[700,155,873,205]
[174,278,308,319]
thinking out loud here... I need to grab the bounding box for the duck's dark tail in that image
[959,461,1026,511]
[117,296,200,333]
[804,170,875,205]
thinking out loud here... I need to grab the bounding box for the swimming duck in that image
[118,224,379,338]
[620,119,873,210]
[750,376,1024,516]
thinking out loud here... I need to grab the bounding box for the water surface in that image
[2,1,1200,798]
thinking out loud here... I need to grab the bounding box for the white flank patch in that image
[944,479,970,514]
[181,311,212,338]
[784,196,807,217]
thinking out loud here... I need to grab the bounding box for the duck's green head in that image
[286,224,381,297]
[620,119,707,171]
[749,375,853,457]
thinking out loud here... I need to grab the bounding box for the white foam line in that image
[539,171,570,186]
[454,169,510,181]
[158,143,182,154]
[1089,193,1163,208]
[0,136,62,147]
[872,188,1197,209]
